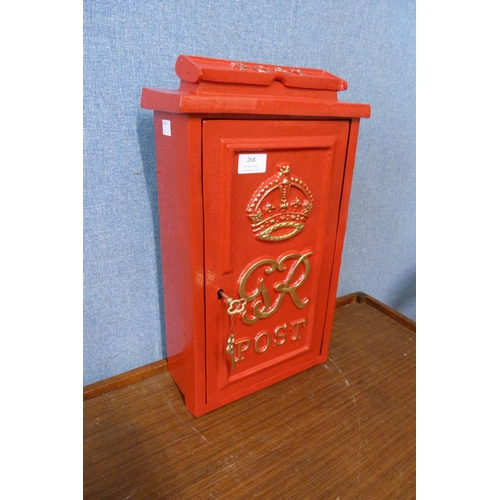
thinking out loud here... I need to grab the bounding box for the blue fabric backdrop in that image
[83,0,415,385]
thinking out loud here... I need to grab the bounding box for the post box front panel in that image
[203,119,350,404]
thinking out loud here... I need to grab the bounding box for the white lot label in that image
[162,119,171,136]
[238,154,267,174]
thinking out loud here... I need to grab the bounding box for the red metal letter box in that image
[141,55,370,416]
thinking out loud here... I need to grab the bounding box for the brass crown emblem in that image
[247,164,314,242]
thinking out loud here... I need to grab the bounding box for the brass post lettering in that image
[290,318,306,341]
[233,338,250,366]
[239,251,313,325]
[273,323,287,347]
[254,331,271,354]
[228,318,307,369]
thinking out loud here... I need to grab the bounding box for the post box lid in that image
[175,55,348,92]
[141,55,370,118]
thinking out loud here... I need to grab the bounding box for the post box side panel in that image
[153,112,206,413]
[319,119,361,359]
[202,119,349,405]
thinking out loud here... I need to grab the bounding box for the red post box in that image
[141,55,370,416]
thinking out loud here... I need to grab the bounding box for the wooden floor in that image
[83,293,416,499]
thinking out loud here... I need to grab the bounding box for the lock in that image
[141,55,370,416]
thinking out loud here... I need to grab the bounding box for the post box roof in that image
[175,55,348,92]
[141,55,370,118]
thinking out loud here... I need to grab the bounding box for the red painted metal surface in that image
[141,55,370,416]
[175,54,348,91]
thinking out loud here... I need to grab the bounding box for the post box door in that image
[203,119,350,405]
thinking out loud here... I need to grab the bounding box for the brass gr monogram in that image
[238,251,313,325]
